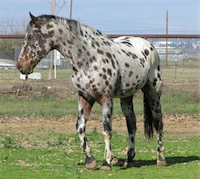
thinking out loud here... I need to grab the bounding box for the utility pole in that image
[70,0,73,19]
[48,0,55,80]
[165,10,169,67]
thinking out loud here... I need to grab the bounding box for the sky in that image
[0,0,199,34]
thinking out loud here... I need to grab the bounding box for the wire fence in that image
[0,35,199,83]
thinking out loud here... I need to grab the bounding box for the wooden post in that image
[70,0,73,19]
[48,0,55,80]
[166,10,169,67]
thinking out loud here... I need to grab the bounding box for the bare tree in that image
[48,0,67,15]
[0,16,28,34]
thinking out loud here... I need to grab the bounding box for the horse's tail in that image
[143,93,154,139]
[142,46,163,140]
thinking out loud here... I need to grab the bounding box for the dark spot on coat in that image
[111,58,116,69]
[68,50,72,56]
[95,41,100,47]
[91,41,96,48]
[126,83,130,87]
[102,58,106,64]
[144,49,149,56]
[58,28,63,34]
[77,61,83,68]
[103,74,107,80]
[46,24,53,29]
[67,40,73,45]
[106,52,112,59]
[43,30,54,38]
[107,68,112,77]
[97,49,104,55]
[153,78,157,86]
[132,54,138,59]
[62,41,66,46]
[129,71,133,77]
[125,63,130,68]
[157,73,161,80]
[76,83,81,88]
[82,45,86,51]
[105,81,109,86]
[121,41,133,47]
[102,67,106,73]
[93,65,98,71]
[37,49,47,56]
[87,51,90,56]
[141,51,147,59]
[92,56,97,62]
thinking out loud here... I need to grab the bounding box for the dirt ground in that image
[0,79,199,137]
[0,114,200,138]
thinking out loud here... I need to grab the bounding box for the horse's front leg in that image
[76,95,97,170]
[99,95,113,171]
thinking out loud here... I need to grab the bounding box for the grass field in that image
[0,89,199,117]
[0,66,199,179]
[0,129,199,179]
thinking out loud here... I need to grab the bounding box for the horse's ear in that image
[68,20,80,37]
[29,12,42,28]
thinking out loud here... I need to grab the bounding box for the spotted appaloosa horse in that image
[17,13,166,170]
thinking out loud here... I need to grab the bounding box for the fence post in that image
[166,10,169,67]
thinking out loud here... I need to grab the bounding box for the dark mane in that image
[28,14,109,41]
[29,14,72,26]
[38,14,56,20]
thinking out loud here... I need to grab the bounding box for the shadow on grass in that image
[120,156,200,169]
[166,156,200,166]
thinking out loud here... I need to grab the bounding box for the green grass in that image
[0,130,199,179]
[0,95,78,117]
[0,90,199,117]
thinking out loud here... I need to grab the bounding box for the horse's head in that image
[17,13,55,74]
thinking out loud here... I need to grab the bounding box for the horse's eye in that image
[35,42,39,47]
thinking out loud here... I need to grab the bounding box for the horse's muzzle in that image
[16,60,33,75]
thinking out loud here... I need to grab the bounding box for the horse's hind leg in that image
[76,95,97,170]
[142,79,166,166]
[120,95,137,166]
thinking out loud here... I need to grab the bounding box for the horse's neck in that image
[55,23,103,71]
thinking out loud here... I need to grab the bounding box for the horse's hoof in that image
[85,156,97,170]
[111,157,126,167]
[157,160,167,167]
[118,158,125,167]
[99,160,112,171]
[121,160,134,169]
[111,156,118,165]
[99,165,112,171]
